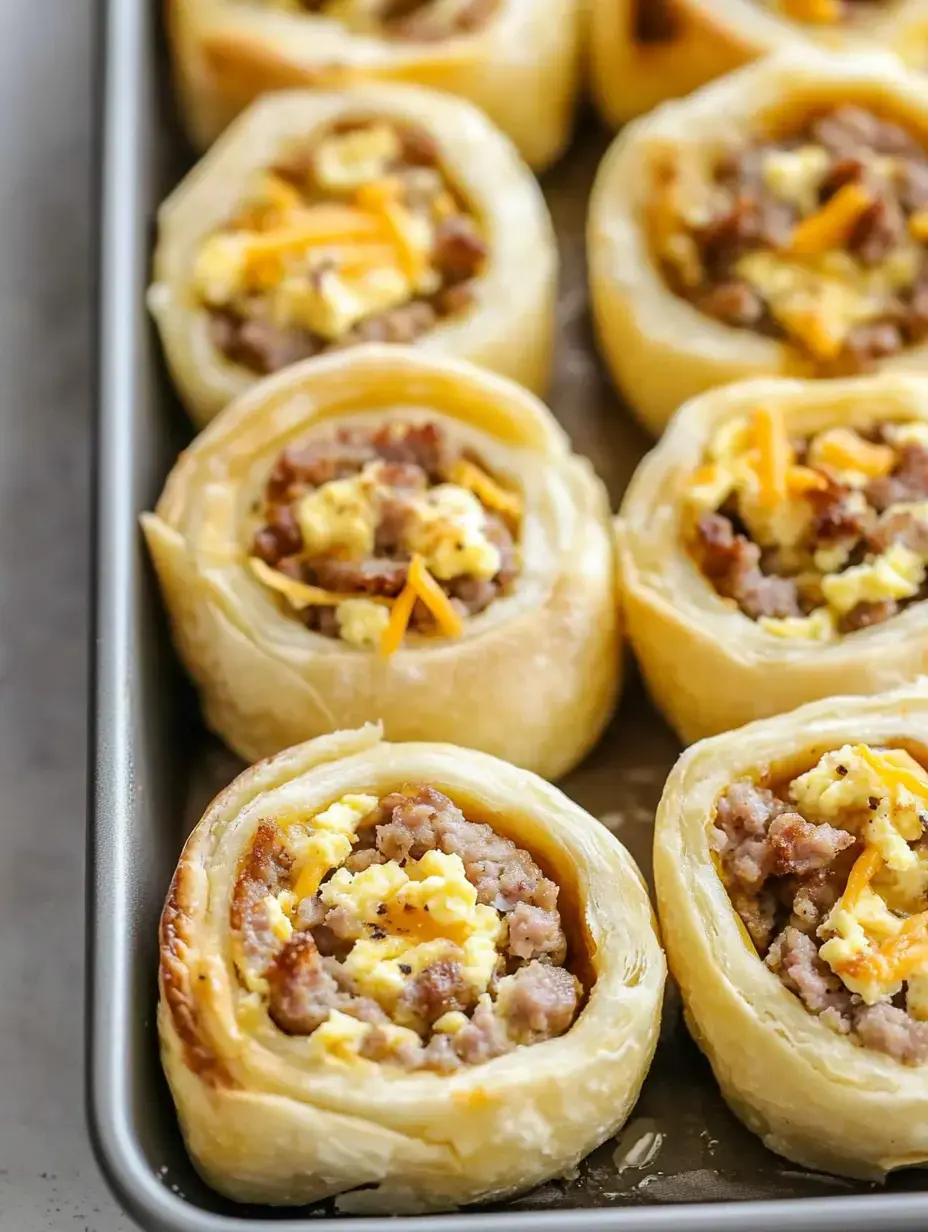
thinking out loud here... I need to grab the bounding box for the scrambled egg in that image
[335,598,391,648]
[791,744,927,870]
[820,543,925,616]
[789,744,928,1005]
[761,146,830,215]
[296,474,378,559]
[313,124,402,192]
[758,607,835,641]
[885,421,928,449]
[289,793,378,900]
[321,849,503,1018]
[271,264,412,340]
[806,427,895,488]
[304,1011,423,1067]
[406,485,501,581]
[735,248,920,360]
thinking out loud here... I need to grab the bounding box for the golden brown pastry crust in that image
[654,684,928,1180]
[617,373,928,745]
[142,345,621,777]
[587,49,928,437]
[590,0,928,128]
[167,0,583,170]
[150,85,557,429]
[159,725,666,1210]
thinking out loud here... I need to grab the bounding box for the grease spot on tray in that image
[613,1118,664,1172]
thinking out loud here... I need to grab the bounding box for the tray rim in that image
[85,0,928,1227]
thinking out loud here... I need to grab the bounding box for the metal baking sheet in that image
[88,0,928,1228]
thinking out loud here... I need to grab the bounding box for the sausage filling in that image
[260,0,500,41]
[684,409,928,637]
[230,786,582,1070]
[714,743,928,1065]
[652,104,928,373]
[195,119,487,376]
[249,419,521,653]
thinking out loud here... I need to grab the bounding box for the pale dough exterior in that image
[617,374,928,745]
[654,685,928,1179]
[590,0,928,127]
[588,49,928,437]
[159,725,666,1210]
[149,85,558,429]
[167,0,583,170]
[142,345,621,778]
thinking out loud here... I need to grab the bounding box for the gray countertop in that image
[0,3,132,1229]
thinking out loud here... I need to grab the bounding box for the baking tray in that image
[87,0,928,1229]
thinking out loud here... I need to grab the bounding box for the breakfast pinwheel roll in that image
[655,685,928,1179]
[589,49,928,436]
[166,0,582,170]
[159,725,665,1209]
[141,346,619,778]
[590,0,928,127]
[150,86,556,428]
[618,373,928,745]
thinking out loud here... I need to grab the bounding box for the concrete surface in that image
[0,2,133,1229]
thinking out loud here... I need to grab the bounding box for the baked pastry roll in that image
[159,724,665,1209]
[589,49,928,436]
[167,0,582,170]
[142,346,620,777]
[618,372,928,744]
[654,685,928,1179]
[590,1,928,129]
[150,85,556,428]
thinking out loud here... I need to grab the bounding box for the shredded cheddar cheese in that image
[781,0,842,23]
[910,210,928,243]
[446,459,522,525]
[840,845,883,912]
[408,554,464,638]
[377,554,464,658]
[751,406,790,507]
[808,428,895,480]
[379,577,418,659]
[788,183,874,257]
[854,745,928,799]
[786,464,830,495]
[249,557,393,611]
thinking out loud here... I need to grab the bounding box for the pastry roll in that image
[588,49,928,436]
[590,0,928,128]
[150,86,556,429]
[159,725,665,1209]
[142,346,620,778]
[166,0,582,170]
[618,372,928,744]
[654,685,928,1179]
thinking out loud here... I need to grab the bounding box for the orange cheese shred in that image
[249,558,393,611]
[446,460,522,525]
[910,210,928,243]
[811,429,895,479]
[751,406,790,506]
[408,554,464,639]
[788,182,874,256]
[378,577,419,660]
[854,744,928,799]
[842,912,928,983]
[356,180,428,284]
[377,554,464,658]
[839,845,883,913]
[243,206,385,260]
[779,307,845,362]
[781,0,842,22]
[787,465,830,495]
